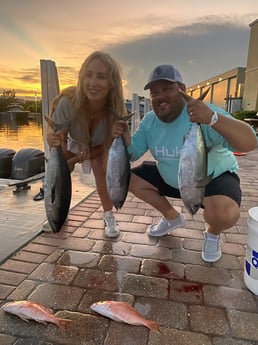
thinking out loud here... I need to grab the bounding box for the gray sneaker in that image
[103,211,120,238]
[147,214,186,237]
[202,232,221,263]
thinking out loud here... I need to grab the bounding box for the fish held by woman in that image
[106,136,131,210]
[106,112,135,210]
[178,89,211,215]
[1,300,72,330]
[90,300,160,332]
[44,115,72,233]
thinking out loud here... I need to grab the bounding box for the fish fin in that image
[190,204,201,216]
[44,115,55,130]
[121,111,136,121]
[56,318,73,330]
[206,173,214,184]
[116,111,136,121]
[36,320,48,325]
[198,87,211,101]
[44,115,70,132]
[204,173,213,185]
[179,89,192,101]
[146,320,160,333]
[196,173,213,188]
[17,315,30,322]
[196,179,208,188]
[51,186,56,204]
[179,87,210,102]
[37,304,54,315]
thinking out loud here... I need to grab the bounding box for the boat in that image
[11,148,45,180]
[0,147,45,193]
[0,148,16,178]
[2,103,30,121]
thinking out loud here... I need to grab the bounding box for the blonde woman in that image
[47,51,127,238]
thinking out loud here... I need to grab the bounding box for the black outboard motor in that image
[0,148,16,178]
[11,148,45,180]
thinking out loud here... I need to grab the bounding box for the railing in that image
[244,117,258,135]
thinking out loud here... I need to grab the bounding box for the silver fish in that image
[106,136,130,210]
[178,122,209,215]
[44,116,72,233]
[178,89,211,215]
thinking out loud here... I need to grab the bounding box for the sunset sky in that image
[0,0,257,100]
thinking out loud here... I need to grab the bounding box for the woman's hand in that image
[46,129,64,147]
[112,121,131,146]
[66,151,86,172]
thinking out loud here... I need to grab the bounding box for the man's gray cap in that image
[144,64,183,90]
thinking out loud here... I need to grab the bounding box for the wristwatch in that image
[208,111,218,127]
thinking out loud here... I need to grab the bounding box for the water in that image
[0,114,44,152]
[0,114,96,263]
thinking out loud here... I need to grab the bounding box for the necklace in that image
[90,111,102,120]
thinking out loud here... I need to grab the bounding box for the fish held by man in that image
[178,122,209,215]
[1,300,72,330]
[178,89,211,216]
[44,115,72,233]
[90,300,160,332]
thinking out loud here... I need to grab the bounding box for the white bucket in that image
[244,207,258,295]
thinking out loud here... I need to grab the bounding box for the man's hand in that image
[179,88,214,125]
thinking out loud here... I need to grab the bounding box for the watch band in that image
[208,111,218,127]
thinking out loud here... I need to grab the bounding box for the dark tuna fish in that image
[43,116,72,233]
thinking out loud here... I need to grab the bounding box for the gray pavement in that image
[0,148,258,345]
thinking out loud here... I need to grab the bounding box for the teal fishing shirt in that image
[127,104,239,189]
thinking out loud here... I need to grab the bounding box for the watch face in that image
[210,111,218,126]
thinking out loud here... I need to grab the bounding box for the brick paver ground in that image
[0,148,258,345]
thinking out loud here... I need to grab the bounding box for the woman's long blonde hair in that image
[73,51,126,150]
[51,51,126,155]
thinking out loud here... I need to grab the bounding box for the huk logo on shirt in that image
[154,146,181,158]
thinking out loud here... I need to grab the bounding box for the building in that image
[186,67,245,113]
[242,19,258,111]
[186,19,258,112]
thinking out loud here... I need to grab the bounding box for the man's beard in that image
[157,112,178,123]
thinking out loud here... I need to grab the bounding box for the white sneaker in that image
[103,211,120,238]
[202,232,221,263]
[147,214,186,237]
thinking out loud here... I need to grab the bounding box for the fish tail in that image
[56,318,73,330]
[146,320,160,333]
[44,115,70,132]
[196,174,213,188]
[44,115,55,130]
